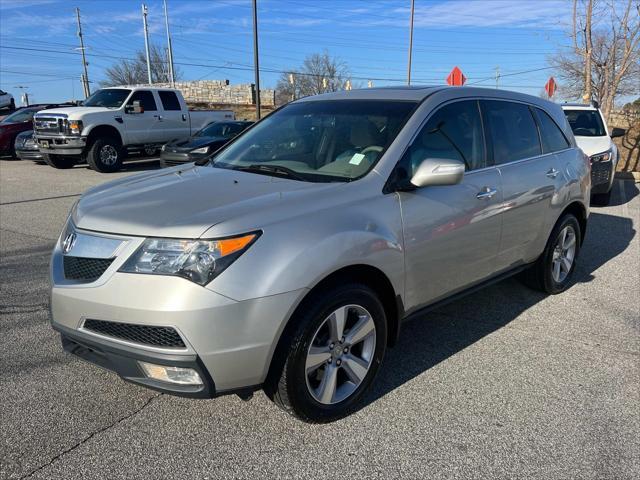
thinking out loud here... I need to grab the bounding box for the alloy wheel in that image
[551,225,576,283]
[305,304,376,405]
[99,145,118,166]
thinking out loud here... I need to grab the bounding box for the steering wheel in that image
[360,145,383,155]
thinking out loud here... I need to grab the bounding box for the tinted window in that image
[563,109,606,137]
[397,100,485,179]
[212,100,416,182]
[158,91,181,111]
[483,100,541,164]
[1,108,36,123]
[84,89,131,108]
[127,91,157,111]
[534,108,570,153]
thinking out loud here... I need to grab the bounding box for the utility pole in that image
[163,0,175,86]
[75,8,90,97]
[495,66,500,89]
[142,4,152,85]
[252,0,261,119]
[407,0,415,85]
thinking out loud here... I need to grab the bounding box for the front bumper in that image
[16,148,44,161]
[590,160,614,194]
[50,227,306,395]
[35,134,86,155]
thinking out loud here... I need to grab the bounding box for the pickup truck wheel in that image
[42,153,76,169]
[87,137,123,173]
[521,214,581,294]
[265,283,387,423]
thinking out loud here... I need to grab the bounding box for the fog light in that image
[139,361,203,385]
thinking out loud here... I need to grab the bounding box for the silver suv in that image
[50,87,590,422]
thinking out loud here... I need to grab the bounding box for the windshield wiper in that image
[236,164,308,181]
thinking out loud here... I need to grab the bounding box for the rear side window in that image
[483,100,541,164]
[158,91,181,111]
[398,100,485,178]
[534,108,570,153]
[127,91,157,111]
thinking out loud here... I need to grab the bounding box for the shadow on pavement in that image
[362,206,636,410]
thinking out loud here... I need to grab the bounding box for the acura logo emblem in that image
[62,232,77,254]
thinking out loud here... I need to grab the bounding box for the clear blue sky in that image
[1,0,583,104]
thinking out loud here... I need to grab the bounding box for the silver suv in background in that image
[50,87,590,423]
[562,102,625,205]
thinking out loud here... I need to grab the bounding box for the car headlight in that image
[161,144,166,151]
[119,232,260,285]
[590,150,612,162]
[191,146,209,154]
[66,120,83,135]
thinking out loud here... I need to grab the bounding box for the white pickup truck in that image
[33,86,234,172]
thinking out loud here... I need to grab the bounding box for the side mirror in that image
[610,127,626,138]
[410,158,465,188]
[125,100,143,114]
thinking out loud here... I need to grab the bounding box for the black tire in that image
[592,188,612,206]
[42,153,76,169]
[143,145,158,157]
[521,214,581,294]
[86,137,123,173]
[265,283,387,423]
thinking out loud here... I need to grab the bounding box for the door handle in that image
[476,187,497,200]
[546,168,559,179]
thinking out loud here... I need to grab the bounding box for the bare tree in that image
[275,51,352,105]
[102,44,181,87]
[551,0,640,121]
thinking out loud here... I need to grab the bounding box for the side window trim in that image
[529,105,544,155]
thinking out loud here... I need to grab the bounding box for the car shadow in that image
[595,178,639,207]
[359,206,636,411]
[69,158,161,173]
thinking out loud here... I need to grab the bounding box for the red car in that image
[0,104,70,158]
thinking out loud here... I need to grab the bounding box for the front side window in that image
[534,108,570,153]
[483,100,541,164]
[83,89,131,108]
[158,91,181,111]
[563,109,606,137]
[210,100,417,182]
[126,91,157,111]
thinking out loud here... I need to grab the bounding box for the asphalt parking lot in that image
[1,158,638,480]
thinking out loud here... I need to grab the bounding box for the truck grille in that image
[83,319,186,348]
[63,256,113,282]
[34,115,64,135]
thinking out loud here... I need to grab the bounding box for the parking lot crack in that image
[20,393,162,479]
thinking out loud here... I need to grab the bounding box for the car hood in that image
[166,136,226,150]
[36,106,115,117]
[74,165,341,238]
[574,135,612,157]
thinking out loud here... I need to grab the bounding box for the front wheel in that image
[42,153,76,169]
[86,137,123,173]
[521,214,581,294]
[266,283,387,423]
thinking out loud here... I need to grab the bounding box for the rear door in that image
[482,100,562,267]
[398,99,503,310]
[157,90,188,142]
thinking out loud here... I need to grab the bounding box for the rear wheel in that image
[521,214,581,294]
[86,137,123,173]
[265,283,387,423]
[42,153,76,169]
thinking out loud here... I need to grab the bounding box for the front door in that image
[397,100,503,311]
[123,90,162,145]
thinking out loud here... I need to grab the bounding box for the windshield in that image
[563,109,606,137]
[83,89,131,108]
[210,100,416,182]
[1,108,35,124]
[196,122,244,138]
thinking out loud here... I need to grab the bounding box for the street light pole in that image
[163,0,175,86]
[75,7,90,97]
[252,0,261,119]
[142,4,152,85]
[407,0,415,85]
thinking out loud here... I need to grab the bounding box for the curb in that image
[615,171,640,182]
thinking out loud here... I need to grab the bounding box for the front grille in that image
[63,256,113,281]
[34,116,64,135]
[591,161,611,186]
[83,319,186,348]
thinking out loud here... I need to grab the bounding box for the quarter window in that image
[397,100,485,179]
[483,100,541,164]
[127,91,157,111]
[158,91,181,111]
[534,108,570,153]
